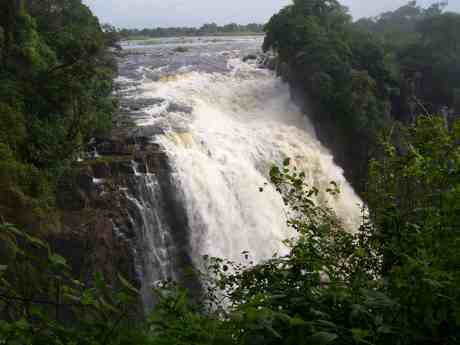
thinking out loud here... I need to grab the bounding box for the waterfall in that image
[116,38,364,304]
[128,57,363,273]
[125,172,177,309]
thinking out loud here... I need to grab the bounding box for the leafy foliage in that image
[262,0,394,189]
[263,0,460,189]
[0,0,117,231]
[1,116,459,344]
[0,222,146,345]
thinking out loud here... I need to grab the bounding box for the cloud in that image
[342,0,460,19]
[82,0,460,28]
[83,0,290,28]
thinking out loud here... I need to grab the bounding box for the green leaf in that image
[99,297,120,313]
[377,325,393,334]
[95,272,107,290]
[24,234,47,248]
[15,319,30,331]
[315,320,337,329]
[118,273,139,295]
[352,328,371,343]
[3,224,24,237]
[310,331,338,344]
[49,253,67,267]
[81,291,96,306]
[30,306,45,319]
[287,316,309,326]
[283,158,291,166]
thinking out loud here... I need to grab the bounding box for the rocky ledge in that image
[52,122,169,288]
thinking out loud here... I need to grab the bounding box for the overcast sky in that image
[82,0,460,28]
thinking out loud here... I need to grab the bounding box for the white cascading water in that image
[125,172,178,303]
[132,57,364,269]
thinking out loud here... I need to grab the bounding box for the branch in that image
[0,294,82,307]
[46,52,93,75]
[102,309,127,345]
[46,59,81,75]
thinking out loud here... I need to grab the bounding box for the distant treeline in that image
[117,23,264,38]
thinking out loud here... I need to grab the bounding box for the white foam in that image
[135,59,363,266]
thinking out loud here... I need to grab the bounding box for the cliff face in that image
[52,136,162,289]
[274,60,370,193]
[276,61,460,195]
[52,120,201,309]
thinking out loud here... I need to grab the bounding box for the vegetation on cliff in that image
[0,0,117,232]
[263,0,460,189]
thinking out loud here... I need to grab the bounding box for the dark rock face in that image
[167,102,193,114]
[92,162,111,179]
[54,129,200,311]
[243,54,258,62]
[276,61,369,193]
[119,98,165,112]
[54,138,147,289]
[259,53,278,71]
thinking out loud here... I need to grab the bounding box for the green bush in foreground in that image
[1,116,459,344]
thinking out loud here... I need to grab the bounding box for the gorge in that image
[2,1,459,343]
[98,36,364,308]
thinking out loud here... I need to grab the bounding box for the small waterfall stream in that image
[116,37,363,305]
[125,173,177,306]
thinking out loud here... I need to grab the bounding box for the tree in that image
[0,0,116,232]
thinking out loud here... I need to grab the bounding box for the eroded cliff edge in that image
[265,58,370,194]
[52,100,199,307]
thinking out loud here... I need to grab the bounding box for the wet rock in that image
[167,102,193,114]
[135,162,148,174]
[77,173,95,194]
[113,161,136,175]
[243,54,258,62]
[132,125,165,138]
[56,184,86,211]
[51,204,140,292]
[262,55,277,70]
[173,46,189,53]
[92,162,111,179]
[120,97,165,111]
[277,62,291,82]
[94,138,134,156]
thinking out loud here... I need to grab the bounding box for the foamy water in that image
[116,37,363,297]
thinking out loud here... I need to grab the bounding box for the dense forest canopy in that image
[0,1,460,344]
[117,23,264,39]
[263,0,460,189]
[0,0,116,232]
